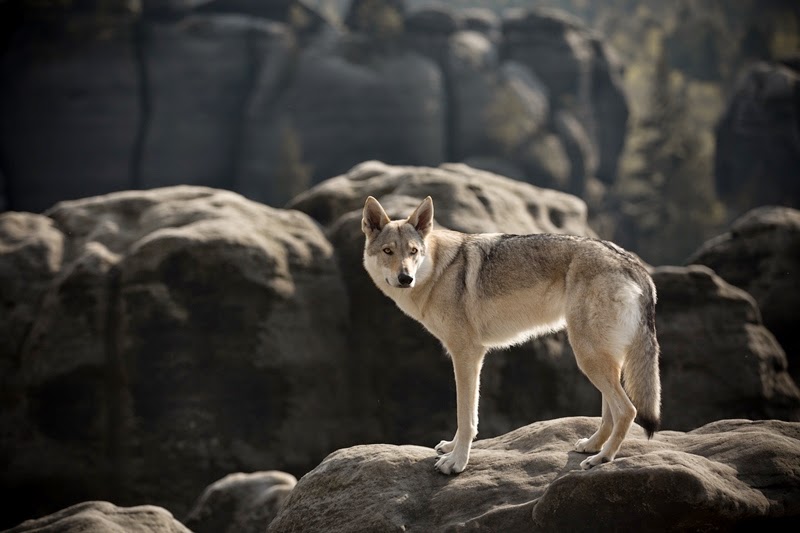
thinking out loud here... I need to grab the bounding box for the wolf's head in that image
[362,196,434,289]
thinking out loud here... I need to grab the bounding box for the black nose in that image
[398,273,413,286]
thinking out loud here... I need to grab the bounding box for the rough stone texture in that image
[6,501,191,533]
[0,187,353,528]
[268,417,800,532]
[288,160,591,234]
[688,206,800,381]
[184,471,297,533]
[502,8,628,185]
[653,265,800,430]
[715,62,800,217]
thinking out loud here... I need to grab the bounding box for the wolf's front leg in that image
[435,347,485,474]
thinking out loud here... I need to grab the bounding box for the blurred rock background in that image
[1,0,799,530]
[3,0,797,264]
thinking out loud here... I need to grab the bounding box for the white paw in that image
[435,440,455,455]
[575,438,599,453]
[580,453,611,470]
[434,451,468,475]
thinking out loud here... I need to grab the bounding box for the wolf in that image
[361,195,661,474]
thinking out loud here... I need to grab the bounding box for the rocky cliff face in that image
[688,206,800,382]
[714,62,800,217]
[0,186,356,527]
[0,0,627,212]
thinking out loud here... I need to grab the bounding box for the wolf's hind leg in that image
[573,349,636,469]
[575,396,613,453]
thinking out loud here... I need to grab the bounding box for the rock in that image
[141,1,214,18]
[185,471,296,533]
[653,265,800,430]
[288,160,591,234]
[688,206,800,381]
[405,6,462,66]
[6,501,190,532]
[230,22,298,205]
[0,169,7,211]
[138,15,287,191]
[502,8,628,184]
[444,32,550,164]
[267,417,800,531]
[714,62,800,216]
[462,7,500,41]
[272,40,445,188]
[405,5,462,34]
[345,0,406,34]
[0,213,64,365]
[0,187,353,528]
[0,2,629,213]
[553,108,598,196]
[196,1,295,20]
[0,12,140,212]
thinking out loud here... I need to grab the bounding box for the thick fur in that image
[362,196,661,474]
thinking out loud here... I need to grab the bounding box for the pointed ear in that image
[362,196,390,237]
[407,196,434,238]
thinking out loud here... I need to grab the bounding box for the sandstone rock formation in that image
[268,417,800,532]
[653,265,800,430]
[3,164,798,529]
[688,206,800,381]
[0,186,353,527]
[503,8,628,185]
[715,61,800,217]
[6,501,190,533]
[184,471,296,533]
[0,1,628,211]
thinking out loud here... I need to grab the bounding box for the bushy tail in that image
[622,282,661,438]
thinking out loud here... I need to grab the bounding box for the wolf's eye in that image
[410,248,418,255]
[383,248,393,255]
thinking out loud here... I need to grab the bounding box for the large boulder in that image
[6,501,190,533]
[688,206,800,381]
[653,265,800,430]
[184,471,296,533]
[0,187,354,528]
[268,417,800,532]
[714,62,800,217]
